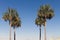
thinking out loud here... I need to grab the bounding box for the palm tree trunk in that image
[9,25,11,40]
[14,27,16,40]
[9,9,12,40]
[44,22,46,40]
[39,25,41,40]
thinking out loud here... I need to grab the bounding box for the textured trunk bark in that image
[44,22,46,40]
[14,27,16,40]
[39,25,41,40]
[9,25,11,40]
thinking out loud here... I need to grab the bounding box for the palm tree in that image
[35,17,45,40]
[2,9,12,40]
[11,13,21,40]
[2,8,21,40]
[37,4,54,40]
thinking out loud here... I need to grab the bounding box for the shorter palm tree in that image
[11,15,21,40]
[35,17,45,40]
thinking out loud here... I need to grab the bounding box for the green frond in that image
[2,12,9,21]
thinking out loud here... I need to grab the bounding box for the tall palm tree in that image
[2,8,21,40]
[2,9,12,40]
[37,4,54,40]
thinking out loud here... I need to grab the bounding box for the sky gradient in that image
[0,0,60,40]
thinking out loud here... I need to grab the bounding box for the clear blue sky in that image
[0,0,60,40]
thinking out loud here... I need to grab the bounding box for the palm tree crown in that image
[2,8,21,27]
[38,4,54,20]
[35,17,45,26]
